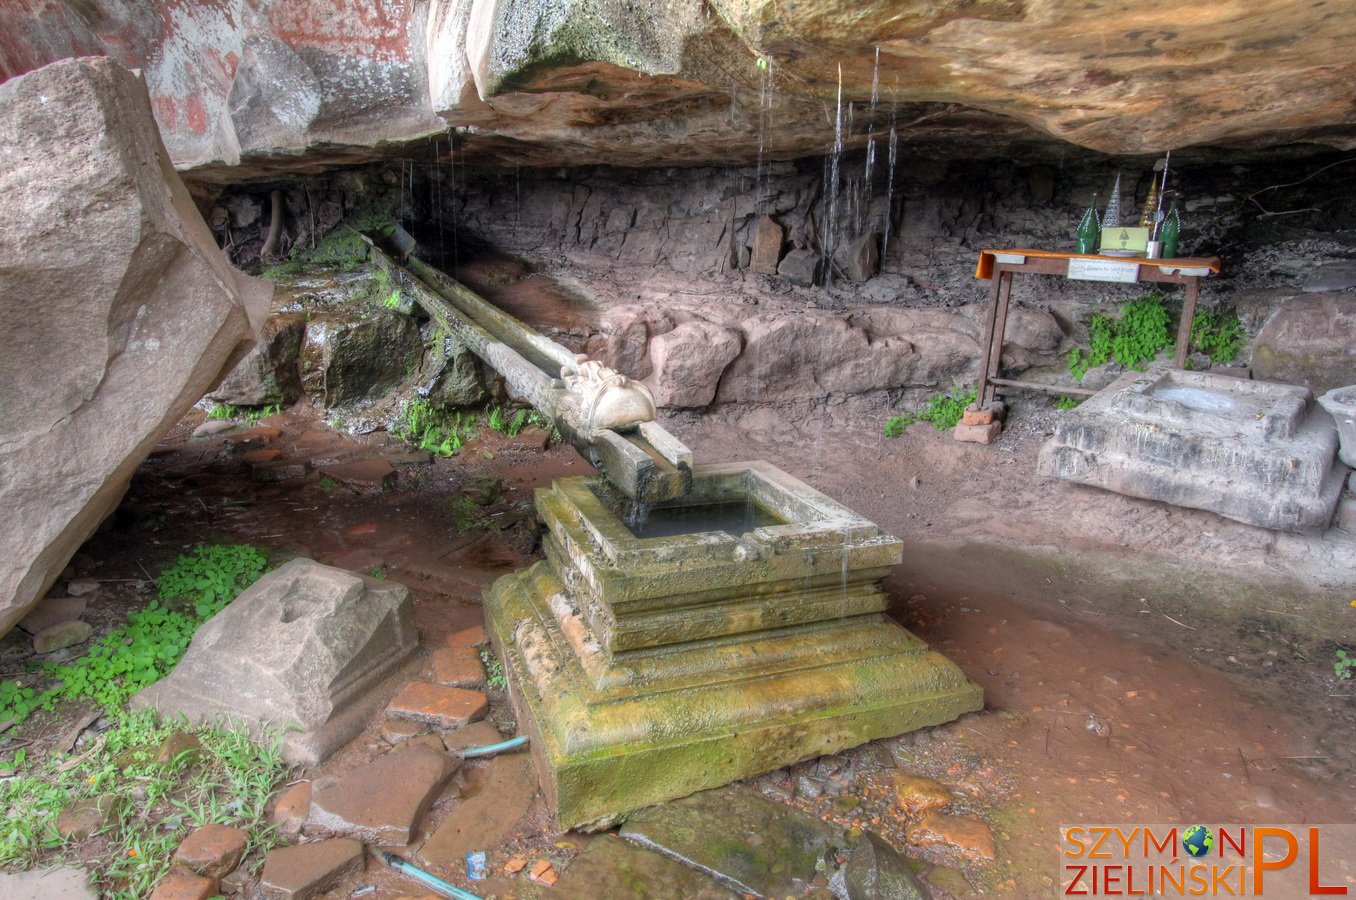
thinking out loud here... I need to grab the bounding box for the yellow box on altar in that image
[1100,226,1149,253]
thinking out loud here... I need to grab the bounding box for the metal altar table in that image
[972,249,1222,409]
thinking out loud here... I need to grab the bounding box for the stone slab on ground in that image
[307,743,459,845]
[0,57,269,636]
[18,595,88,634]
[749,215,784,275]
[447,625,486,647]
[172,824,248,879]
[1037,367,1347,532]
[320,459,397,492]
[148,868,218,900]
[518,833,738,899]
[55,795,119,840]
[419,751,538,869]
[431,646,486,689]
[0,866,98,899]
[259,838,364,900]
[619,786,844,897]
[386,682,488,729]
[32,619,92,653]
[132,559,418,766]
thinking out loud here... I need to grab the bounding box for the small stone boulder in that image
[132,559,418,765]
[0,58,270,636]
[32,620,92,654]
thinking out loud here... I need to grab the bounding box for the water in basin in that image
[1151,385,1238,413]
[624,500,785,539]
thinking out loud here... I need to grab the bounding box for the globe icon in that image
[1183,825,1214,858]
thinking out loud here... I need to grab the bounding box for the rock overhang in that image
[2,0,1353,181]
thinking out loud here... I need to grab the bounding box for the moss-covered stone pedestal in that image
[485,461,982,829]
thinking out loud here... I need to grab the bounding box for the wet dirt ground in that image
[17,386,1347,899]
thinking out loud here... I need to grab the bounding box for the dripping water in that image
[756,58,774,215]
[860,46,881,239]
[822,63,845,289]
[882,117,899,265]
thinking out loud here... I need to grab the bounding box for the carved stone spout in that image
[562,357,657,435]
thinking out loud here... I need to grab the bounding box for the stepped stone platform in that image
[1038,368,1348,533]
[485,460,983,829]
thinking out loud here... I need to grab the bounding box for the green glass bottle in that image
[1158,198,1181,259]
[1076,196,1100,254]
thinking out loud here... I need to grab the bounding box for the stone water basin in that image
[540,460,904,654]
[1119,369,1308,441]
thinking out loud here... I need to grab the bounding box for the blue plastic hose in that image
[459,734,529,758]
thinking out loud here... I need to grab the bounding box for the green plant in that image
[318,476,339,492]
[1190,309,1245,365]
[156,544,268,618]
[448,495,489,535]
[1068,293,1173,380]
[486,406,534,437]
[204,403,279,425]
[883,385,977,436]
[382,288,402,310]
[396,398,476,458]
[1336,649,1354,680]
[0,546,265,730]
[1054,396,1080,410]
[366,566,387,580]
[0,709,289,895]
[480,647,507,689]
[259,227,370,279]
[206,403,237,420]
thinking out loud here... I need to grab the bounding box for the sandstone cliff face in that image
[1,1,1352,179]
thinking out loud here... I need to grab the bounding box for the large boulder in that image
[1251,292,1356,395]
[0,58,269,636]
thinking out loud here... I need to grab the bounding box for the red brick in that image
[387,682,487,729]
[431,646,486,689]
[270,781,312,838]
[961,407,995,426]
[149,867,218,900]
[447,625,486,647]
[952,421,1002,444]
[173,824,248,879]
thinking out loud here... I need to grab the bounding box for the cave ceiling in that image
[1,0,1353,182]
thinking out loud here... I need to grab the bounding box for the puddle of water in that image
[624,500,784,539]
